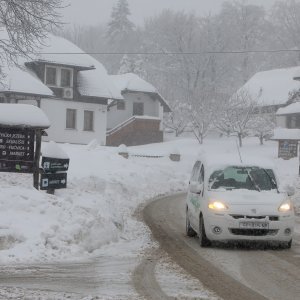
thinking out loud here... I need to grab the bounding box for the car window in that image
[209,166,277,191]
[191,161,201,182]
[198,165,204,184]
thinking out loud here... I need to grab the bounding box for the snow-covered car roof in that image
[196,153,275,177]
[0,104,50,128]
[110,73,171,112]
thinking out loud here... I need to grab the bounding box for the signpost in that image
[40,142,70,194]
[40,172,67,190]
[41,157,69,172]
[0,127,35,173]
[278,140,298,160]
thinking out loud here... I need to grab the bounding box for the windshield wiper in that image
[246,169,261,192]
[262,169,279,193]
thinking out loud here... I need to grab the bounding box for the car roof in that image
[195,152,275,175]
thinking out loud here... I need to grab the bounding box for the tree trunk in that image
[259,134,263,145]
[238,133,243,147]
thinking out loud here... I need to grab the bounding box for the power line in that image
[32,49,300,55]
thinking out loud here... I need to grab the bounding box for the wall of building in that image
[19,98,107,145]
[276,115,287,128]
[106,118,163,146]
[107,92,161,129]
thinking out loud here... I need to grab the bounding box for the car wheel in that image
[199,214,211,247]
[286,239,292,249]
[186,207,196,237]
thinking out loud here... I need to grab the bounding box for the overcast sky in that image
[62,0,276,27]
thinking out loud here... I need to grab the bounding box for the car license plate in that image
[239,221,269,229]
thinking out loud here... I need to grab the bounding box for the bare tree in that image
[250,111,276,145]
[216,89,256,147]
[163,100,191,137]
[0,0,63,67]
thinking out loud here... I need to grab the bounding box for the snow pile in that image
[42,141,69,158]
[0,104,50,128]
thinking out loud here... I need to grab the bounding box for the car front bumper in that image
[204,212,294,242]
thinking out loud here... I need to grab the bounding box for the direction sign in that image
[0,127,35,162]
[40,172,67,190]
[41,157,70,172]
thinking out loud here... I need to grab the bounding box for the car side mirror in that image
[285,185,295,197]
[190,182,202,194]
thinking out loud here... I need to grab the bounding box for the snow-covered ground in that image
[0,136,299,264]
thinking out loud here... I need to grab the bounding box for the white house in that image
[0,34,122,145]
[276,72,300,129]
[106,73,171,146]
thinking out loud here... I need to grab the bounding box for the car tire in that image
[286,239,292,249]
[186,207,196,237]
[199,214,211,247]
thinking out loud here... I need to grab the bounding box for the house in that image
[1,34,122,145]
[106,73,171,146]
[241,67,300,113]
[276,72,300,129]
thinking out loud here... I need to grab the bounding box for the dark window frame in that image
[66,108,77,129]
[83,110,94,131]
[133,102,144,116]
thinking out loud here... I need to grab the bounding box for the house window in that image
[84,110,94,131]
[287,115,300,129]
[117,101,125,110]
[45,66,73,87]
[61,68,72,87]
[45,66,57,86]
[66,109,77,129]
[133,102,144,116]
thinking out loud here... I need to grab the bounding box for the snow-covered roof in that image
[77,59,123,100]
[30,35,123,100]
[241,67,300,106]
[0,65,53,97]
[110,73,171,112]
[0,104,50,128]
[276,102,300,115]
[32,35,95,69]
[272,127,300,140]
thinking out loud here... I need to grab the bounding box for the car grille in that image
[230,214,279,221]
[229,229,279,236]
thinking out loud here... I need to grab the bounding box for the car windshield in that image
[209,166,277,191]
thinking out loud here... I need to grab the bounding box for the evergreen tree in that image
[106,0,135,48]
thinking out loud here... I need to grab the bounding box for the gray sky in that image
[62,0,276,27]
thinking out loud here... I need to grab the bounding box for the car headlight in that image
[278,200,292,212]
[208,201,228,211]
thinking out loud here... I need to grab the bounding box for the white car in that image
[186,155,295,248]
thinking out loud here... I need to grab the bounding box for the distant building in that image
[240,67,300,113]
[106,73,171,146]
[276,72,300,129]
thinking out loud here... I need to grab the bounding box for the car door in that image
[187,161,203,227]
